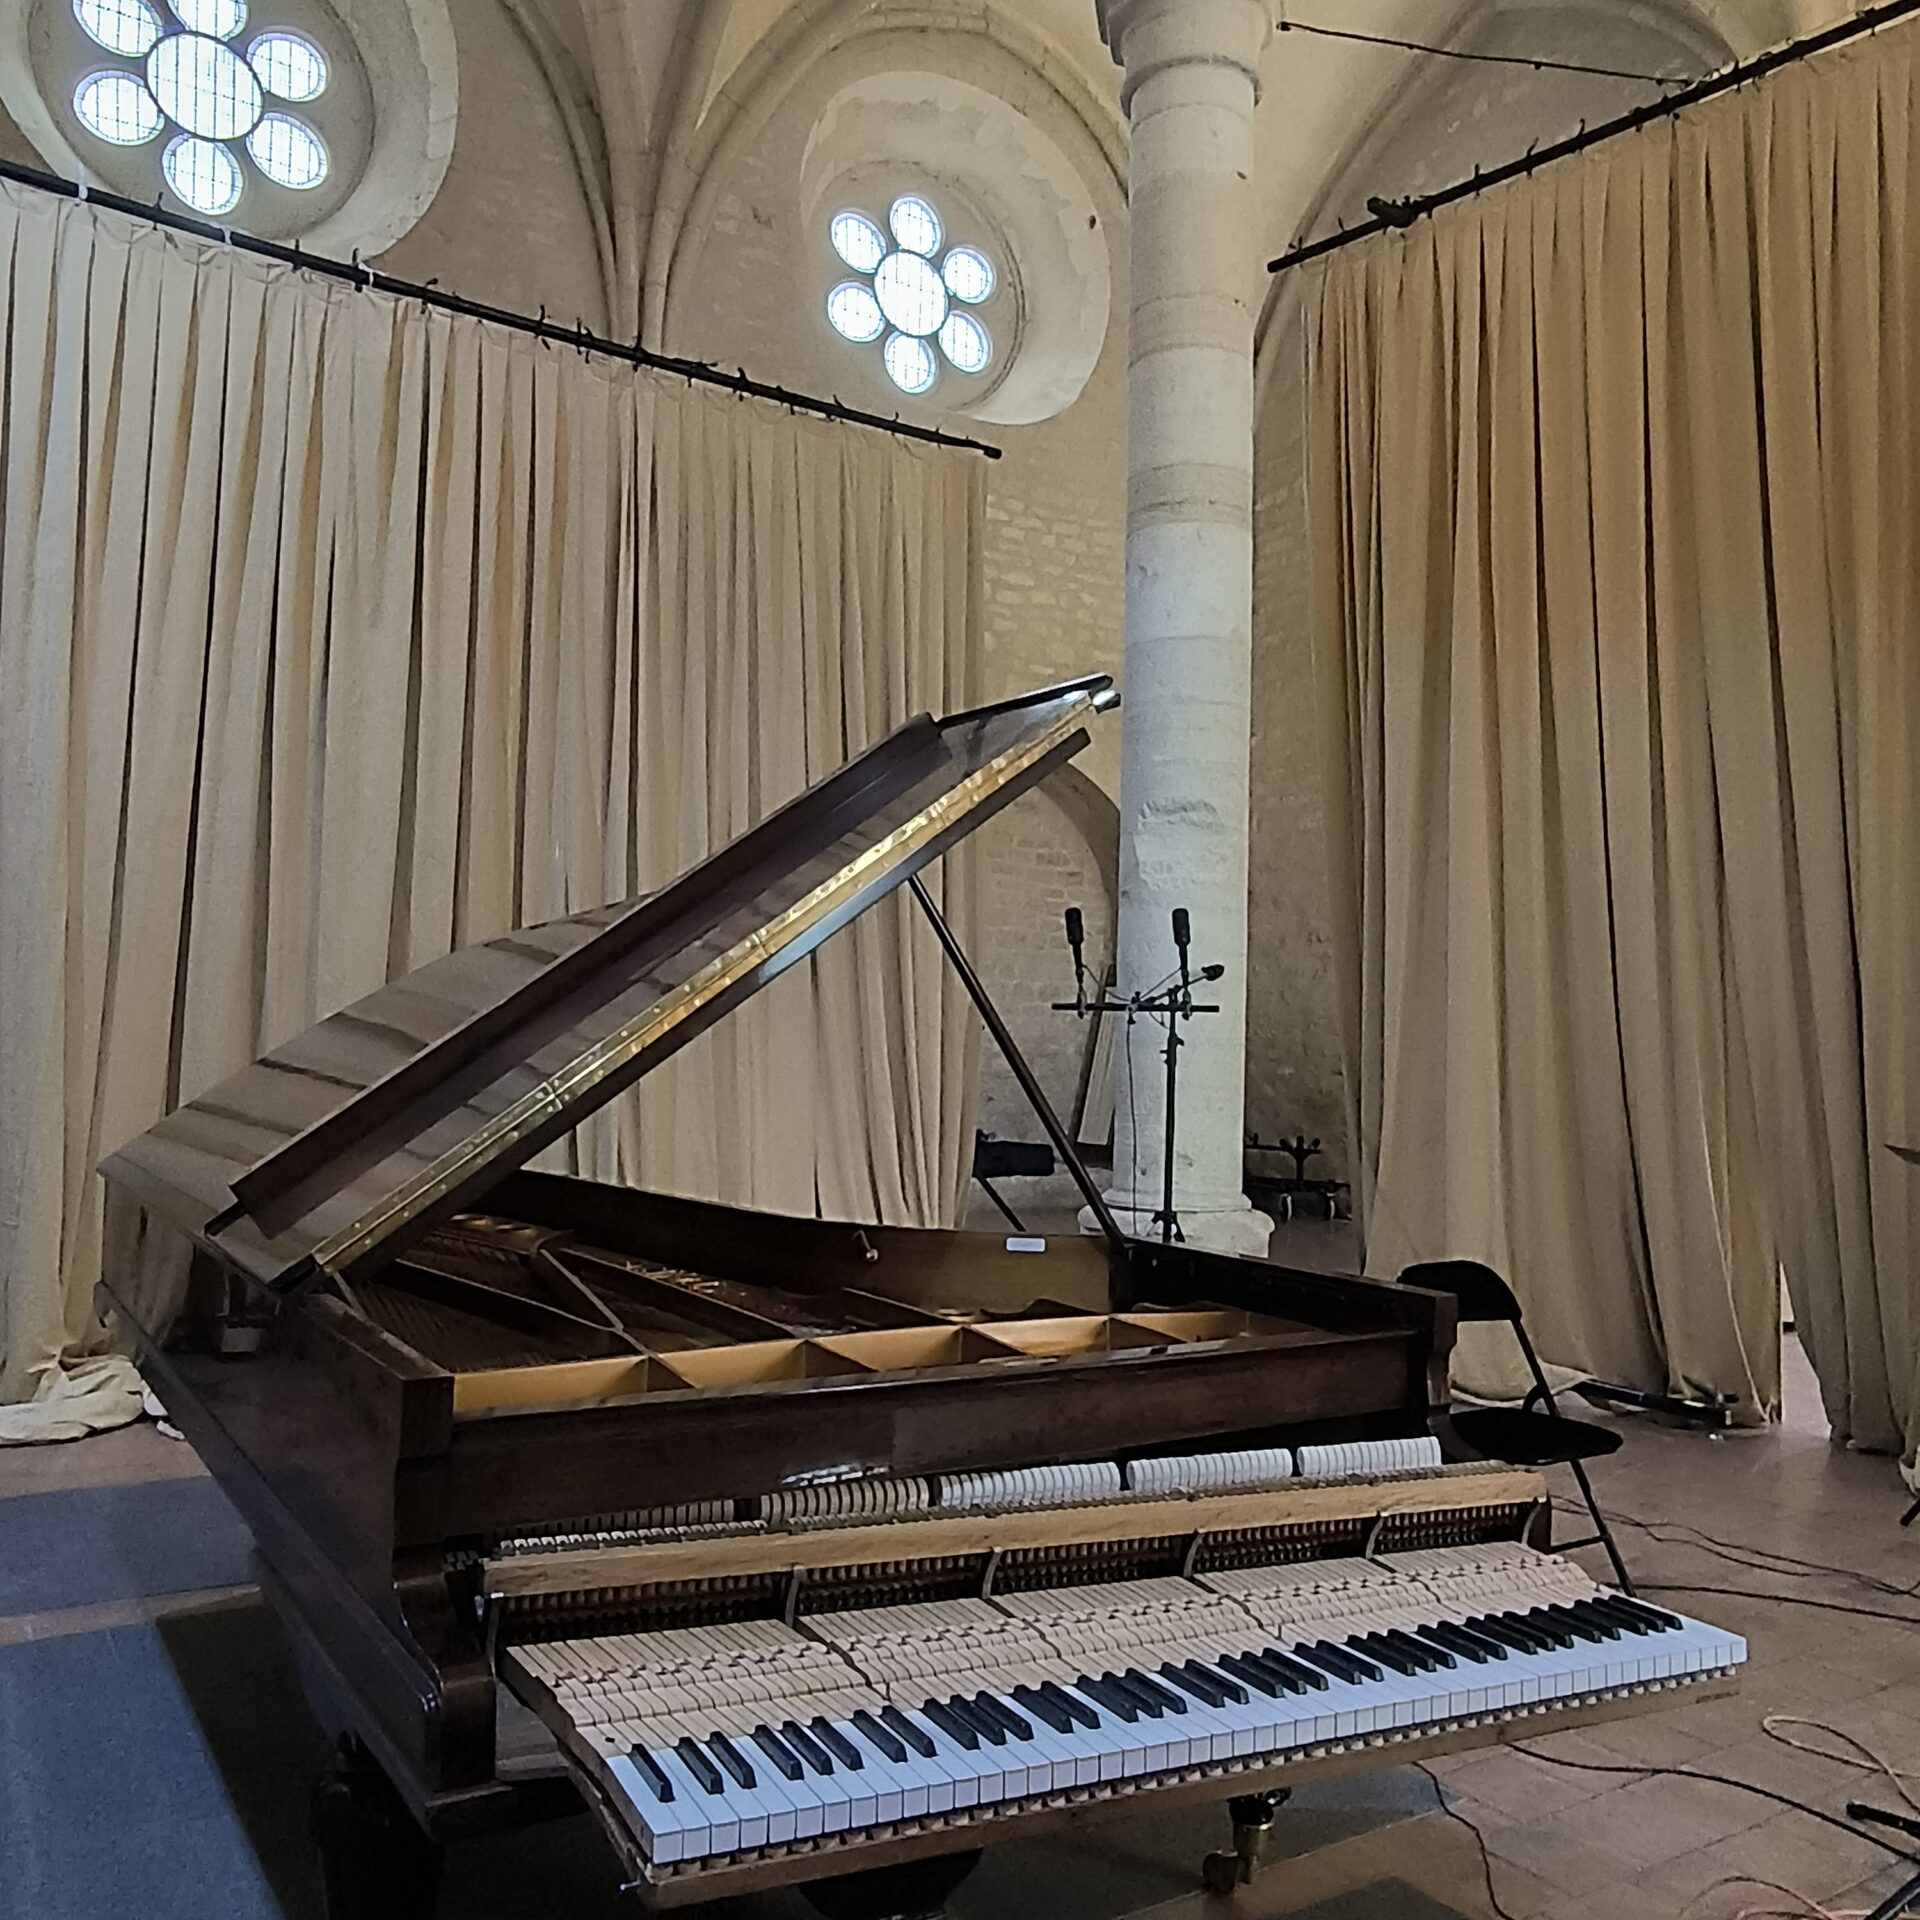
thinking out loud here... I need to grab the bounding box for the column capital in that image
[1097,0,1271,107]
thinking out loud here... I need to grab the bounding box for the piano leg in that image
[311,1737,445,1920]
[802,1849,984,1920]
[1201,1789,1292,1895]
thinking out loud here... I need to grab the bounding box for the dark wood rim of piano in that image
[90,680,1740,1920]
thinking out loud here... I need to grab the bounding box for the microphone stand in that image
[1054,910,1222,1246]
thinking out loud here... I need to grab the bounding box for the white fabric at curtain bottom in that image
[0,181,986,1424]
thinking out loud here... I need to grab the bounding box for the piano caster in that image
[311,1738,444,1920]
[1201,1789,1292,1897]
[802,1848,984,1920]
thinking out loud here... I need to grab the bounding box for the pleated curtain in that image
[0,181,986,1419]
[1305,23,1920,1457]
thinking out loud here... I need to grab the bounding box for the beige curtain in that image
[0,181,986,1422]
[1306,21,1920,1454]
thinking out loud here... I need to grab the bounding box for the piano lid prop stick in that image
[908,874,1127,1252]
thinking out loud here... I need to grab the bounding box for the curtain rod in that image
[1267,0,1920,276]
[0,156,1002,461]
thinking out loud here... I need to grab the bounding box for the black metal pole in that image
[1267,0,1920,278]
[1157,1018,1181,1244]
[908,875,1130,1255]
[0,158,1000,462]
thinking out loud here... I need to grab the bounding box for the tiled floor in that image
[4,1300,1918,1918]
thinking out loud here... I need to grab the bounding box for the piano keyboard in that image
[506,1540,1744,1877]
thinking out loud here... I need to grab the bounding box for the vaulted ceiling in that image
[515,0,1857,345]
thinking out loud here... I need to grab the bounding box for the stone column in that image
[1091,0,1272,1255]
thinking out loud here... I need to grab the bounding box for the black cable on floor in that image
[1551,1497,1920,1598]
[1641,1580,1920,1626]
[1513,1746,1914,1858]
[1414,1761,1521,1920]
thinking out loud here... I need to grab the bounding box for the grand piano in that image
[98,677,1742,1918]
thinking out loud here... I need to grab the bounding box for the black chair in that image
[1399,1259,1635,1592]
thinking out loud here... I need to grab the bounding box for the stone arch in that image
[649,0,1125,376]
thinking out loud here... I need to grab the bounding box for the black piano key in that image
[850,1710,908,1764]
[1515,1608,1576,1649]
[1317,1640,1384,1682]
[1562,1601,1624,1640]
[1041,1681,1101,1730]
[1254,1648,1326,1693]
[1350,1633,1417,1676]
[1078,1674,1143,1720]
[1610,1596,1683,1633]
[923,1700,982,1751]
[945,1696,1007,1746]
[1216,1653,1281,1699]
[975,1693,1033,1741]
[1386,1628,1454,1670]
[1580,1596,1651,1634]
[1012,1685,1076,1735]
[782,1719,836,1774]
[1167,1660,1237,1706]
[1541,1604,1607,1645]
[1105,1671,1166,1719]
[1124,1668,1189,1715]
[1152,1658,1228,1704]
[674,1736,725,1796]
[1287,1643,1362,1684]
[881,1705,937,1759]
[1420,1621,1494,1663]
[628,1746,675,1803]
[809,1717,865,1771]
[751,1726,804,1782]
[706,1731,757,1791]
[1468,1613,1544,1654]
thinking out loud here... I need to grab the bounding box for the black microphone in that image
[1199,963,1225,982]
[1064,906,1087,1013]
[1171,906,1191,956]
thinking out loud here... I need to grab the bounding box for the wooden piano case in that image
[95,678,1463,1910]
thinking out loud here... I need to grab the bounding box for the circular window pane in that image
[941,247,995,305]
[171,0,247,34]
[889,195,942,258]
[829,211,886,274]
[872,252,948,338]
[246,30,327,102]
[148,32,264,139]
[826,281,885,344]
[938,311,992,375]
[74,69,163,144]
[247,112,327,188]
[74,0,164,56]
[882,333,937,395]
[163,133,242,214]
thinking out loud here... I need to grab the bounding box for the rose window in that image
[826,194,996,396]
[68,0,331,217]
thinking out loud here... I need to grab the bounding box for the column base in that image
[1078,1195,1275,1258]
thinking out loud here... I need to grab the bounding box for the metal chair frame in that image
[1401,1260,1636,1592]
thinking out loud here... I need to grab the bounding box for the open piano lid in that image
[100,677,1116,1293]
